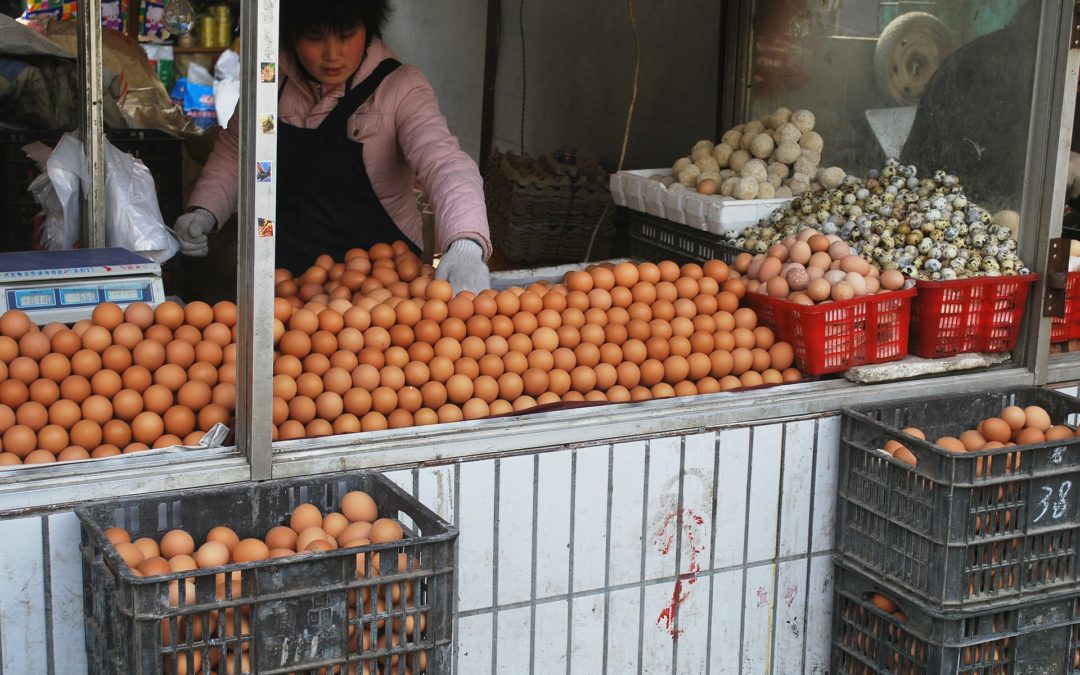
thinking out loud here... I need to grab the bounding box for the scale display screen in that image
[105,288,144,302]
[60,288,101,306]
[14,290,56,309]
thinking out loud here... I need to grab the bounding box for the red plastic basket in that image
[1051,271,1080,343]
[909,273,1038,358]
[746,286,916,375]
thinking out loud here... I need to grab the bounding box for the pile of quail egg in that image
[657,108,846,201]
[726,159,1028,280]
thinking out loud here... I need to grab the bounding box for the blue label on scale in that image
[13,289,56,309]
[60,287,101,306]
[104,287,148,303]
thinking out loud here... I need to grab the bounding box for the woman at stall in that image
[174,0,492,294]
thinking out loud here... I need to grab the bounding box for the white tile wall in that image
[0,415,841,674]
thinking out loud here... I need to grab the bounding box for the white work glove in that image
[435,239,490,295]
[1069,151,1080,200]
[174,208,218,257]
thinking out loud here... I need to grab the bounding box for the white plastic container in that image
[611,169,792,237]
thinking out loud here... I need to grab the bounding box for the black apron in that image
[276,59,420,275]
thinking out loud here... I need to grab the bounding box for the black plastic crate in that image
[837,387,1080,613]
[622,207,743,265]
[0,129,183,252]
[832,558,1080,674]
[77,471,456,675]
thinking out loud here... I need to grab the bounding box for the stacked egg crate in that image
[831,387,1080,674]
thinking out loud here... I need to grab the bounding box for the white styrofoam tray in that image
[610,169,792,236]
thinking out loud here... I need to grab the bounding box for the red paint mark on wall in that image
[756,587,769,608]
[653,508,707,639]
[785,585,799,608]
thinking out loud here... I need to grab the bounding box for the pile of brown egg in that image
[268,245,803,437]
[105,490,426,675]
[0,300,237,465]
[734,228,907,305]
[0,241,807,464]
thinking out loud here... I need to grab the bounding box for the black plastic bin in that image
[831,558,1080,674]
[0,128,183,252]
[836,387,1080,613]
[77,471,456,675]
[622,207,743,265]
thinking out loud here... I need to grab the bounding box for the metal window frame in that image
[29,0,1080,499]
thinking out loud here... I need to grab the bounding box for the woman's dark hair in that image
[280,0,393,48]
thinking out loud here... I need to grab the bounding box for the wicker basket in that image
[485,149,615,264]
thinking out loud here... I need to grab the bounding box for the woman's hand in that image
[174,208,218,257]
[435,239,490,295]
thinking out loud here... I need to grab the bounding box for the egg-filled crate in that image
[831,558,1080,675]
[908,274,1039,358]
[1052,272,1080,344]
[622,208,744,266]
[77,471,456,675]
[836,387,1080,612]
[745,285,916,375]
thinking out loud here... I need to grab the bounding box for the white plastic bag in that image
[30,133,85,251]
[102,137,180,262]
[25,132,180,262]
[213,50,240,127]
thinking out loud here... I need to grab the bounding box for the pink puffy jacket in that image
[187,38,492,260]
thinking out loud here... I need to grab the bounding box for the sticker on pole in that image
[258,218,275,238]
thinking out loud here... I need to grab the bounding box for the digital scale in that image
[0,248,165,325]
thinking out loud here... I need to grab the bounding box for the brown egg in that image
[163,406,197,437]
[91,369,122,398]
[980,418,1012,444]
[957,430,985,451]
[160,529,195,559]
[1015,427,1046,446]
[879,269,905,292]
[88,303,122,331]
[265,526,298,550]
[131,412,164,444]
[110,323,142,351]
[0,310,33,339]
[36,424,68,452]
[69,420,101,449]
[1024,406,1052,431]
[1046,425,1074,442]
[0,405,13,437]
[2,424,36,458]
[233,539,270,563]
[193,541,230,569]
[164,341,196,369]
[1000,406,1026,431]
[144,324,173,344]
[16,400,48,431]
[936,436,967,453]
[122,302,155,328]
[102,345,132,372]
[154,364,187,392]
[79,395,111,426]
[0,379,28,410]
[131,340,165,370]
[369,518,404,544]
[203,322,232,348]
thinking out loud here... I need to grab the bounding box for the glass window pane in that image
[748,0,1039,214]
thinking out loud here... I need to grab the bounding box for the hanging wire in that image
[584,0,640,262]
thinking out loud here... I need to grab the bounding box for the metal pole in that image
[236,0,279,480]
[1019,0,1077,383]
[76,0,106,249]
[479,0,501,174]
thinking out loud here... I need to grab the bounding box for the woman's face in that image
[295,24,367,87]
